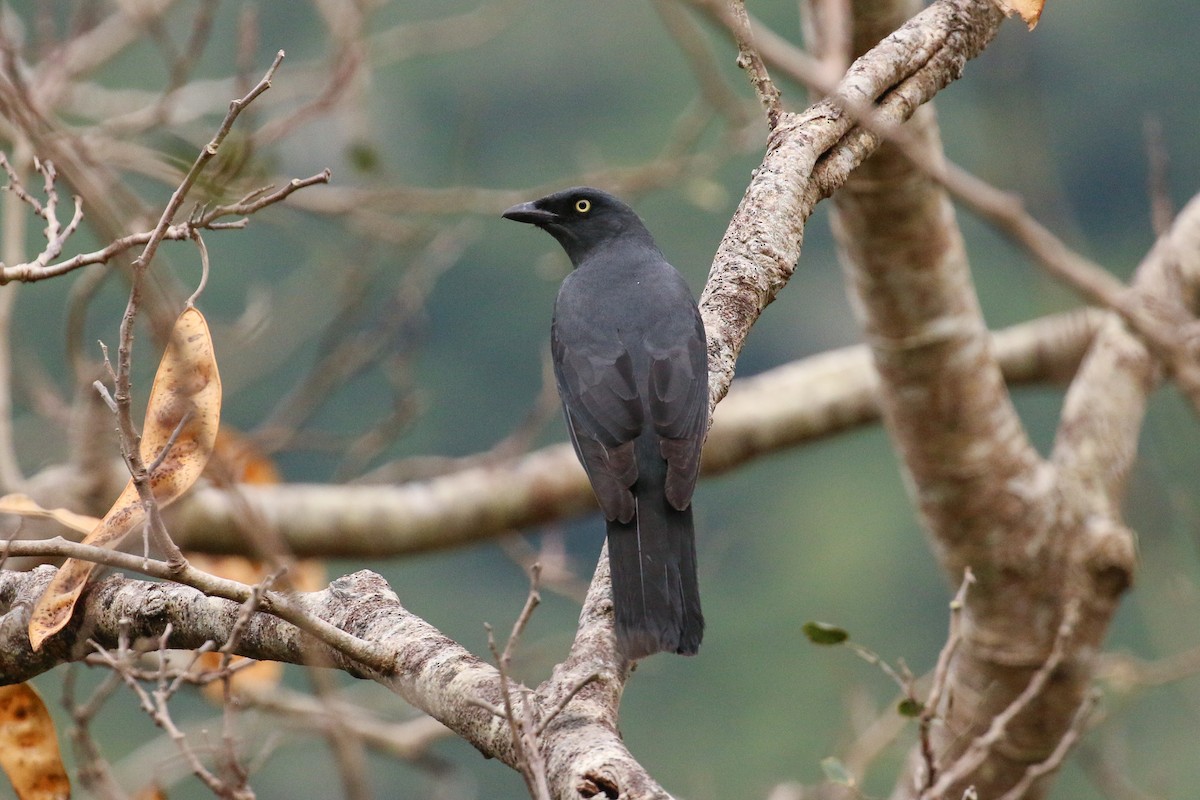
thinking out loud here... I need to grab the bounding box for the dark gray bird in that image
[503,187,707,659]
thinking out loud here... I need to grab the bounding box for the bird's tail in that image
[605,482,704,659]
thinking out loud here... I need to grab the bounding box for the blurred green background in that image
[5,0,1200,798]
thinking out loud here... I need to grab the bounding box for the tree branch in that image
[8,309,1097,563]
[699,0,1006,407]
[0,565,671,799]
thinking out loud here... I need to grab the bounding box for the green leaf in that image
[803,621,849,645]
[897,697,925,717]
[347,141,381,174]
[820,756,855,787]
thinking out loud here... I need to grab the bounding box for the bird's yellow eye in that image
[575,198,591,213]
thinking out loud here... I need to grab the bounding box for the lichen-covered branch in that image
[699,0,1006,406]
[818,0,1198,797]
[0,565,668,798]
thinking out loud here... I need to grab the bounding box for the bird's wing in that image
[647,312,708,511]
[551,326,643,524]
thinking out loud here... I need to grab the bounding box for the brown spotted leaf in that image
[28,306,222,651]
[0,683,70,800]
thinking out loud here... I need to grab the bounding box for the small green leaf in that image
[897,698,925,717]
[803,621,849,645]
[347,141,381,174]
[820,756,855,787]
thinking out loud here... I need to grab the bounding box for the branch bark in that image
[0,563,670,798]
[819,2,1200,798]
[698,0,1006,405]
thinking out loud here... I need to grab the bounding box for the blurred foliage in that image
[5,0,1200,798]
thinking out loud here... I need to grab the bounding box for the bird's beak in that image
[502,201,558,226]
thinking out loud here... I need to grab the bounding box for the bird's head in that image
[502,187,653,266]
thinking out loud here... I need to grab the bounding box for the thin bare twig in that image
[919,567,975,791]
[475,564,552,800]
[131,50,286,274]
[0,154,85,282]
[922,599,1082,799]
[62,665,126,800]
[89,626,254,799]
[0,169,330,285]
[995,689,1100,800]
[106,53,289,571]
[937,159,1200,414]
[727,0,783,128]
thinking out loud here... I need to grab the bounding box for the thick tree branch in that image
[831,0,1033,585]
[699,0,1005,406]
[816,3,1198,799]
[1053,194,1200,498]
[8,309,1098,563]
[0,565,668,799]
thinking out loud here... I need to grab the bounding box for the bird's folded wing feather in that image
[551,329,642,524]
[648,327,708,511]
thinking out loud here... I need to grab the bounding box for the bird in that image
[503,187,708,659]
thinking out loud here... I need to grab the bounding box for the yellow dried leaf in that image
[992,0,1044,29]
[139,306,223,504]
[28,306,222,651]
[0,493,99,534]
[0,683,70,800]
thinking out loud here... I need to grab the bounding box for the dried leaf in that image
[0,493,99,534]
[28,306,222,651]
[192,429,324,701]
[991,0,1044,29]
[0,683,70,800]
[139,306,223,504]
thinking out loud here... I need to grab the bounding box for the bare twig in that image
[651,0,751,127]
[88,626,254,799]
[727,0,783,128]
[0,154,85,282]
[0,169,330,285]
[994,689,1100,800]
[475,564,552,800]
[533,668,603,738]
[62,665,127,800]
[1143,117,1174,238]
[132,50,286,274]
[237,687,452,764]
[922,600,1082,799]
[936,160,1200,414]
[918,567,975,791]
[106,53,289,571]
